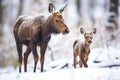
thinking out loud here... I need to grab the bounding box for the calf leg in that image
[79,60,83,67]
[73,53,78,68]
[16,43,23,73]
[80,57,88,67]
[24,46,31,72]
[84,56,88,67]
[40,44,47,72]
[84,57,88,63]
[31,42,39,72]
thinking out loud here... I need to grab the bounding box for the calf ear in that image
[48,2,55,13]
[93,28,97,34]
[59,2,68,13]
[80,27,84,34]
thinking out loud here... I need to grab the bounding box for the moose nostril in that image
[64,29,69,33]
[88,41,92,44]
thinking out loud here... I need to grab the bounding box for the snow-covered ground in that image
[0,68,120,80]
[0,0,120,80]
[0,47,120,80]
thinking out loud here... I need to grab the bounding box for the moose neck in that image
[41,16,52,36]
[41,16,59,37]
[84,42,90,51]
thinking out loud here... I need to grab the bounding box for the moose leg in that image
[84,56,88,68]
[73,53,78,68]
[16,43,23,73]
[24,46,31,72]
[84,57,88,63]
[79,60,83,68]
[40,44,47,72]
[31,42,39,72]
[80,57,88,67]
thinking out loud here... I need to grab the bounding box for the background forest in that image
[0,0,120,80]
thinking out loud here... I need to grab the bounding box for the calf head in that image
[80,27,97,46]
[48,2,69,35]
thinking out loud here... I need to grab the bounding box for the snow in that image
[0,0,120,80]
[0,68,120,80]
[0,47,120,80]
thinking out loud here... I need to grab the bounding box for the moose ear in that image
[48,2,55,13]
[59,2,68,13]
[80,27,84,34]
[93,28,97,34]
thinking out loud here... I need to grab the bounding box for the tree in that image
[106,0,119,46]
[0,0,3,37]
[106,0,118,31]
[18,0,23,16]
[76,0,81,17]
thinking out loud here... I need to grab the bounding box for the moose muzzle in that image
[63,28,69,35]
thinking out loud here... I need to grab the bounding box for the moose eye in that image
[85,36,88,39]
[56,19,59,23]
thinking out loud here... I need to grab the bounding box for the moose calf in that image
[73,27,96,68]
[13,2,69,73]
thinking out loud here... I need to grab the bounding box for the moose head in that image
[80,27,97,46]
[48,2,69,35]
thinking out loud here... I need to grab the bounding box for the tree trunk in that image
[0,0,3,37]
[106,0,118,31]
[106,0,119,45]
[76,0,81,17]
[18,0,23,16]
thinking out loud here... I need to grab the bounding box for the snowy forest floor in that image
[0,68,120,80]
[0,47,120,80]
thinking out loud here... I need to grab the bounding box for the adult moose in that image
[13,2,69,73]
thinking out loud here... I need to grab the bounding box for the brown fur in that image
[13,2,69,73]
[73,28,96,68]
